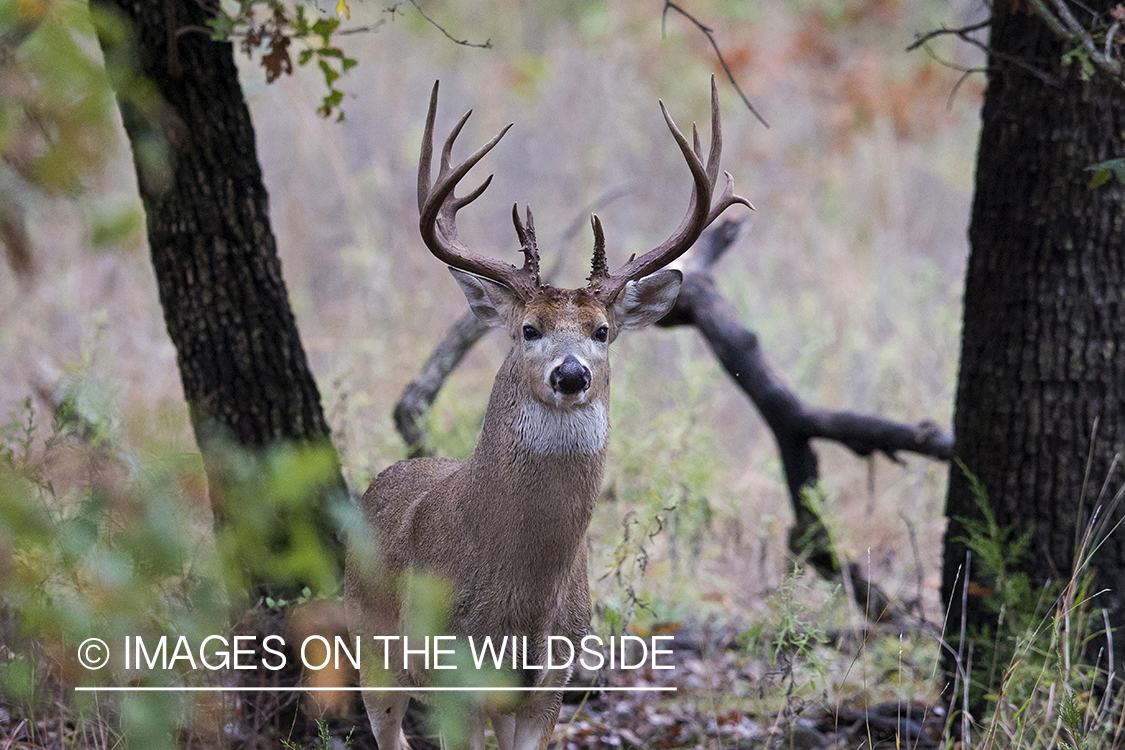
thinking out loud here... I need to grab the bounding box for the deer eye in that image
[593,325,609,342]
[523,325,540,341]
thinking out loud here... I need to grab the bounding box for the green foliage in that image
[282,719,355,750]
[207,0,359,120]
[1086,157,1125,188]
[0,368,353,747]
[208,435,348,597]
[1062,45,1098,79]
[954,459,1036,617]
[951,463,1125,749]
[0,0,153,265]
[594,501,674,635]
[1,0,117,194]
[951,461,1049,712]
[0,389,225,749]
[739,568,830,689]
[590,346,722,633]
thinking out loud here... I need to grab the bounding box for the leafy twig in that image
[1023,0,1125,89]
[909,16,1063,89]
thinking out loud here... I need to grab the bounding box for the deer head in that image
[417,78,752,418]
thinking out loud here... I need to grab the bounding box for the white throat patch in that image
[514,401,608,456]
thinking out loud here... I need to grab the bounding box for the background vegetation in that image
[2,0,1070,746]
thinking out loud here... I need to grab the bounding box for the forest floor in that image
[548,620,947,750]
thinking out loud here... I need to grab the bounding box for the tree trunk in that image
[93,0,345,596]
[943,0,1125,707]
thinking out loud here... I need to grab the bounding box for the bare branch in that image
[947,68,987,107]
[656,219,952,624]
[394,312,489,458]
[909,20,1064,89]
[915,0,1125,91]
[906,18,992,52]
[662,221,953,469]
[661,1,769,128]
[400,0,491,49]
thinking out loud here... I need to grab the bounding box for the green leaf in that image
[207,13,235,41]
[1061,46,1096,78]
[1086,157,1125,188]
[318,88,345,118]
[318,58,340,87]
[293,4,310,35]
[311,17,341,44]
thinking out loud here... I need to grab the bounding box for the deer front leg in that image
[489,712,516,750]
[509,692,563,750]
[491,670,567,750]
[361,692,411,750]
[463,708,488,750]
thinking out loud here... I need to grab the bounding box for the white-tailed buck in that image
[345,78,750,749]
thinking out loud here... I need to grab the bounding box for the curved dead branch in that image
[657,219,953,623]
[392,219,954,622]
[394,311,488,458]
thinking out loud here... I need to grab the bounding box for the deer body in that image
[358,340,608,650]
[345,80,750,749]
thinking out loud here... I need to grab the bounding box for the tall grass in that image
[944,464,1125,750]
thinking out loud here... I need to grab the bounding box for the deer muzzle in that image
[550,355,591,395]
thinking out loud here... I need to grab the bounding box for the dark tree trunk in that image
[943,0,1125,707]
[93,0,345,595]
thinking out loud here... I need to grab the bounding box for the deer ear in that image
[613,269,682,331]
[449,268,523,329]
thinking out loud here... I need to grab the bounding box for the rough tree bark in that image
[89,2,369,746]
[394,220,954,623]
[92,0,346,602]
[92,0,346,597]
[943,0,1125,704]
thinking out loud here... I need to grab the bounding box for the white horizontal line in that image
[74,686,675,693]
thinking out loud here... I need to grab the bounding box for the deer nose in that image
[550,355,591,395]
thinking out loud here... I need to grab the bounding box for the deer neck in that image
[463,349,608,567]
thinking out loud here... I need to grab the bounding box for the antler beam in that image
[588,75,753,303]
[417,81,541,299]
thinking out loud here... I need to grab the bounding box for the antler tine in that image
[417,81,539,298]
[417,80,441,215]
[511,204,542,286]
[704,76,723,188]
[588,214,608,284]
[707,171,754,225]
[591,76,751,303]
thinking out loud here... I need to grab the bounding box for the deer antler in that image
[587,76,753,303]
[418,81,541,299]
